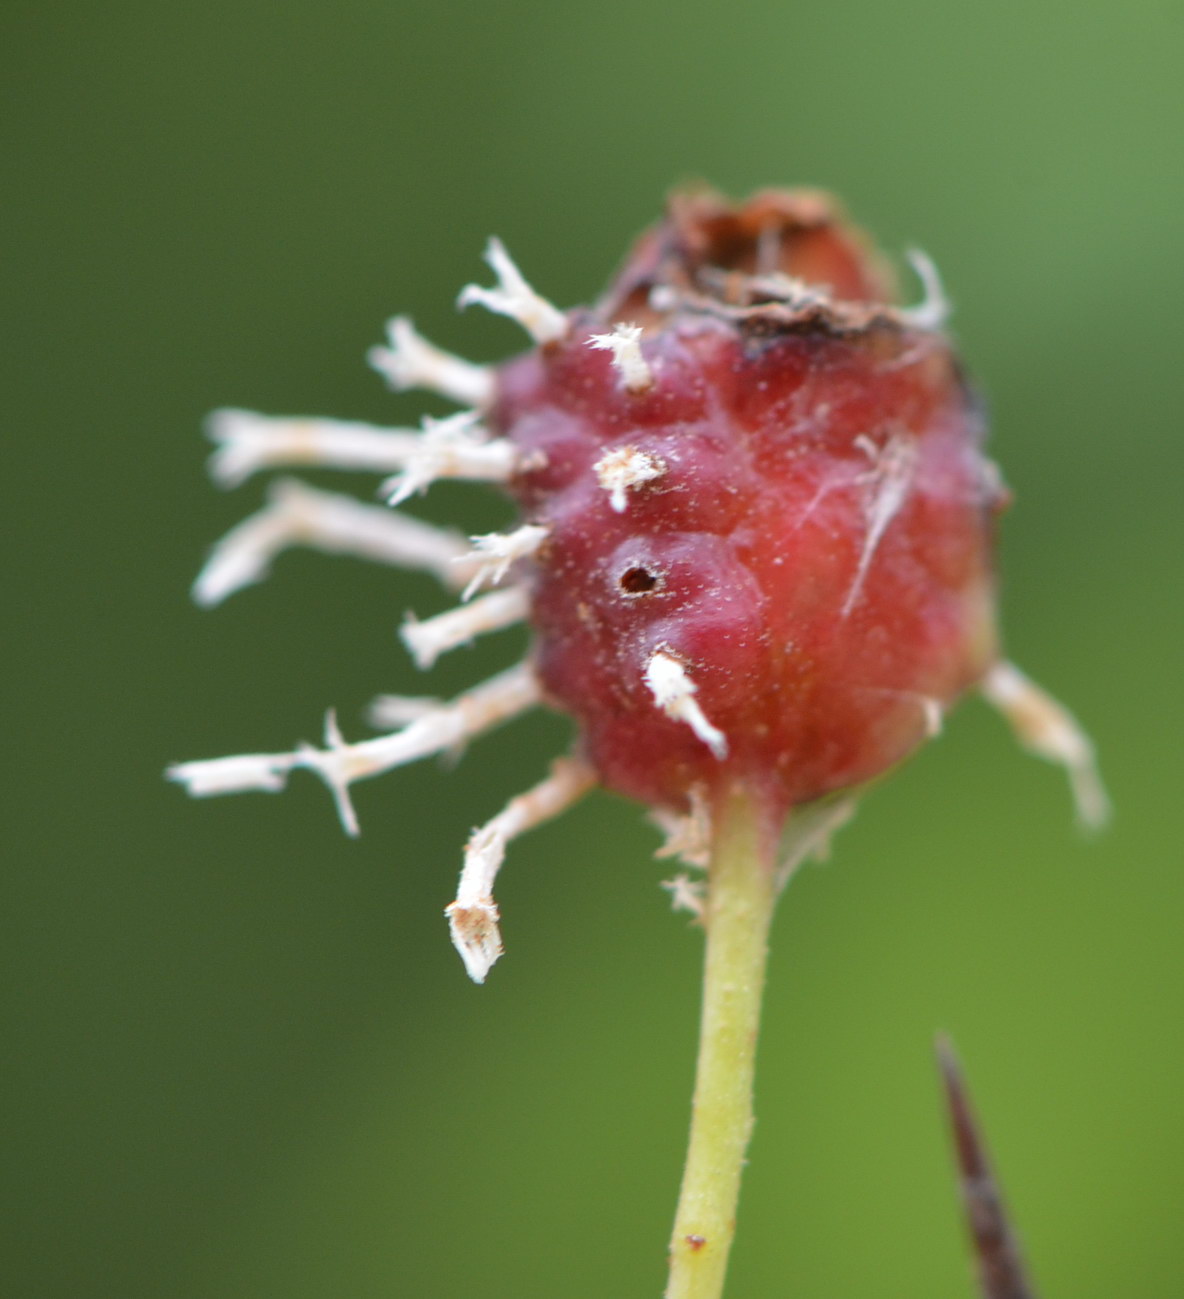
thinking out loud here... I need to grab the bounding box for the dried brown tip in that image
[595,186,903,333]
[935,1034,1038,1299]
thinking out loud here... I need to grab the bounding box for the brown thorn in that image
[935,1034,1038,1299]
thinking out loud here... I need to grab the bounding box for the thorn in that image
[457,237,569,345]
[980,661,1111,831]
[587,322,654,392]
[899,248,951,330]
[594,445,667,513]
[644,649,728,759]
[367,316,495,408]
[935,1036,1038,1299]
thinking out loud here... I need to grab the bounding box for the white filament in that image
[380,411,517,506]
[400,586,531,670]
[205,411,425,488]
[367,316,495,407]
[644,650,728,760]
[192,477,472,607]
[981,660,1110,830]
[457,524,549,600]
[587,322,654,393]
[594,445,666,513]
[167,663,542,836]
[446,756,597,982]
[457,238,569,345]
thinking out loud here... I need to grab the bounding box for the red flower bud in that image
[498,190,1004,821]
[171,186,1105,980]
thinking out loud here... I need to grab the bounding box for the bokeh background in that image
[5,2,1182,1295]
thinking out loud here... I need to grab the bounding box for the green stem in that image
[665,787,779,1299]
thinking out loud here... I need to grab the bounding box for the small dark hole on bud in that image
[619,566,661,596]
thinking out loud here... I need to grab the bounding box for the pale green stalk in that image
[664,787,779,1299]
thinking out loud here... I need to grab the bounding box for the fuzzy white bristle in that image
[660,873,706,920]
[400,586,531,671]
[381,410,517,506]
[446,756,597,982]
[457,238,569,345]
[457,524,549,600]
[205,411,425,489]
[167,663,541,835]
[843,433,918,617]
[898,248,950,330]
[587,322,654,393]
[191,477,472,608]
[364,694,442,729]
[650,785,712,868]
[920,696,944,738]
[644,649,728,760]
[981,661,1110,830]
[165,752,293,798]
[367,316,495,408]
[594,445,666,513]
[775,796,859,892]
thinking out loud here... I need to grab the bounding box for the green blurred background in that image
[4,2,1182,1295]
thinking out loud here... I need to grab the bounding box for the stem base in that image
[665,788,779,1299]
